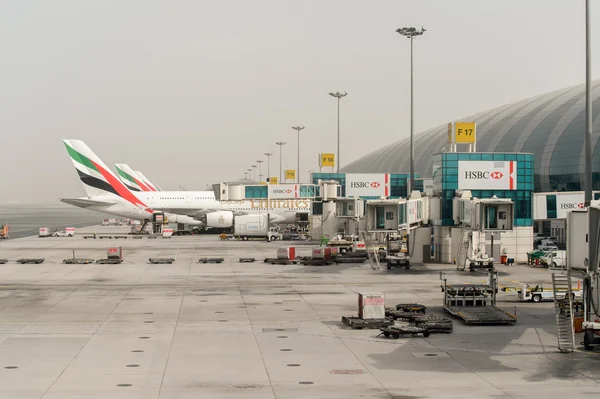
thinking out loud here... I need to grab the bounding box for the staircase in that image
[552,272,574,353]
[456,229,471,271]
[360,231,380,270]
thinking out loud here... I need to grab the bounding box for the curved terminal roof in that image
[342,80,600,192]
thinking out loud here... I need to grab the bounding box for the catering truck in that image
[234,215,281,241]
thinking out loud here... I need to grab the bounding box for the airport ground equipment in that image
[263,258,292,265]
[0,259,7,264]
[199,257,224,263]
[52,227,75,237]
[385,303,426,321]
[552,273,575,352]
[96,247,123,264]
[63,258,94,264]
[385,236,410,270]
[515,282,581,303]
[413,315,454,333]
[378,325,430,339]
[38,227,50,237]
[341,316,394,330]
[17,258,45,264]
[149,258,175,264]
[239,257,256,263]
[95,258,123,264]
[300,258,331,266]
[440,270,517,325]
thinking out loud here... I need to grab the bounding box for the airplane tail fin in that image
[135,171,160,191]
[63,140,149,209]
[115,164,151,192]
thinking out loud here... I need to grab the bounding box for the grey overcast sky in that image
[1,0,599,202]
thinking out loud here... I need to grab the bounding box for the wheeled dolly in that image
[239,258,256,263]
[149,258,175,264]
[379,325,430,339]
[341,316,394,330]
[17,258,45,264]
[199,257,224,263]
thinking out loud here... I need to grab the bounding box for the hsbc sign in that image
[268,184,299,199]
[556,194,585,219]
[346,174,390,197]
[458,161,517,190]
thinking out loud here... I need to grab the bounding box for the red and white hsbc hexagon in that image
[268,184,299,199]
[345,174,391,197]
[457,161,517,190]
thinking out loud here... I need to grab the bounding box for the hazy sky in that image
[2,0,599,202]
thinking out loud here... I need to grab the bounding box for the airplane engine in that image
[202,211,234,228]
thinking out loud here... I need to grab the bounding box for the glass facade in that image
[433,152,534,227]
[341,80,600,193]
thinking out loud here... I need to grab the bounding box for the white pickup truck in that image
[52,227,75,237]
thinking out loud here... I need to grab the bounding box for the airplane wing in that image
[60,197,117,208]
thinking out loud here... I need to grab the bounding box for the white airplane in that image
[61,140,309,228]
[115,164,152,192]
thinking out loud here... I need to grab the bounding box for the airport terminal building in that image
[342,79,600,193]
[336,80,600,242]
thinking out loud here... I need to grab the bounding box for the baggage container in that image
[358,292,385,319]
[277,247,296,260]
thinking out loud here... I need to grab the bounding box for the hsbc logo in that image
[350,182,380,188]
[464,171,504,180]
[560,202,585,210]
[273,189,293,194]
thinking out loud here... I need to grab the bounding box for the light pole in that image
[585,0,592,207]
[396,26,426,194]
[251,165,257,182]
[275,142,286,182]
[291,126,305,183]
[256,160,264,183]
[264,152,273,183]
[244,171,248,180]
[247,168,252,181]
[329,91,347,172]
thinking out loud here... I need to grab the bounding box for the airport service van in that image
[540,250,566,269]
[518,283,582,303]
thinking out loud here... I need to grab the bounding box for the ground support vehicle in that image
[386,254,411,269]
[517,283,582,303]
[239,258,256,263]
[0,259,7,264]
[52,228,75,237]
[63,258,94,264]
[341,316,394,330]
[378,325,430,339]
[385,303,427,321]
[198,257,224,264]
[234,215,282,242]
[149,258,175,264]
[467,252,494,272]
[17,258,45,264]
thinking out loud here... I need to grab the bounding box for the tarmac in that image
[0,225,599,399]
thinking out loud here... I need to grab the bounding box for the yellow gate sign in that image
[455,122,476,143]
[320,153,335,167]
[269,177,278,184]
[285,170,296,180]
